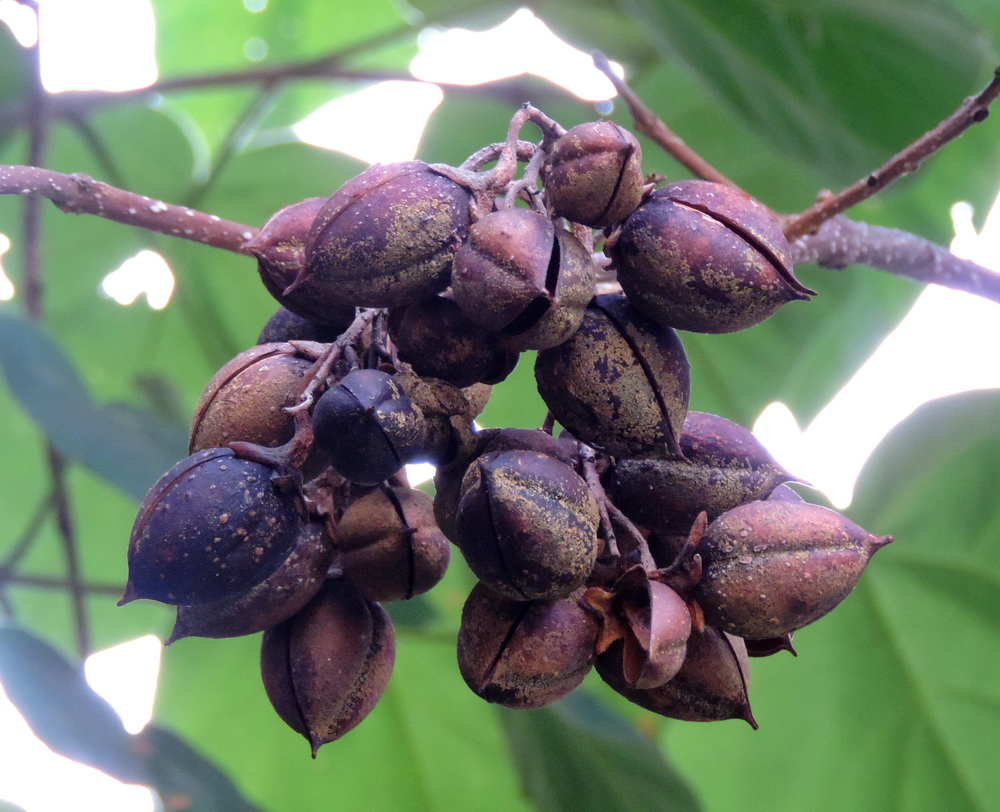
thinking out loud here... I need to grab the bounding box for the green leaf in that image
[0,626,149,785]
[154,633,531,811]
[618,0,996,183]
[666,389,1000,811]
[0,310,187,500]
[498,690,702,812]
[137,726,263,812]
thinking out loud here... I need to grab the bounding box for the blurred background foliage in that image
[1,0,999,809]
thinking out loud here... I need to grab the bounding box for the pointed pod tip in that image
[118,582,139,606]
[742,705,760,730]
[870,534,894,553]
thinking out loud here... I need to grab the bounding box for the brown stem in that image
[579,444,619,560]
[0,165,258,253]
[0,23,418,127]
[790,215,1000,304]
[47,447,90,657]
[592,51,734,187]
[785,67,1000,241]
[0,574,123,596]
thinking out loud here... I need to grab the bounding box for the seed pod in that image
[610,180,813,333]
[613,567,692,689]
[245,197,358,326]
[543,121,644,229]
[451,208,596,351]
[189,343,313,454]
[312,369,425,485]
[535,294,690,457]
[260,579,395,754]
[295,161,472,308]
[457,583,599,709]
[744,634,796,657]
[387,296,519,387]
[456,450,600,601]
[607,411,798,535]
[257,306,354,345]
[597,626,756,727]
[122,448,303,606]
[694,500,892,639]
[167,519,333,642]
[337,485,450,602]
[396,371,478,467]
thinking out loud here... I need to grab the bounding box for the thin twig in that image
[592,50,734,187]
[784,67,1000,241]
[0,165,258,253]
[0,23,419,127]
[0,491,54,572]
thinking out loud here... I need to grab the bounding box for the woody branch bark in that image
[0,165,257,254]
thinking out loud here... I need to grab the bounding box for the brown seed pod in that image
[597,625,757,727]
[245,197,357,326]
[387,296,519,387]
[607,411,799,535]
[534,294,690,457]
[189,343,314,454]
[543,121,644,229]
[166,519,333,642]
[256,306,354,345]
[457,583,599,709]
[610,180,813,333]
[451,208,596,351]
[336,485,450,602]
[456,449,601,601]
[122,448,303,606]
[294,161,472,308]
[613,567,692,690]
[260,579,395,755]
[694,500,892,639]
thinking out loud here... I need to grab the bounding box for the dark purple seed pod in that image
[534,294,690,457]
[387,296,519,387]
[610,180,814,333]
[457,583,600,709]
[455,450,600,601]
[744,633,796,657]
[294,161,473,308]
[336,485,450,602]
[694,500,892,639]
[166,519,333,642]
[451,208,596,351]
[260,579,395,755]
[122,448,303,606]
[607,411,799,535]
[312,369,425,485]
[597,626,757,727]
[543,121,644,228]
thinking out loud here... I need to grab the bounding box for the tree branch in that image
[784,67,1000,241]
[592,50,734,187]
[0,165,258,253]
[790,215,1000,304]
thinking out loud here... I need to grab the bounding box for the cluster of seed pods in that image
[122,109,892,753]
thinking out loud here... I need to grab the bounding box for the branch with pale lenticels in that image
[789,215,1000,303]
